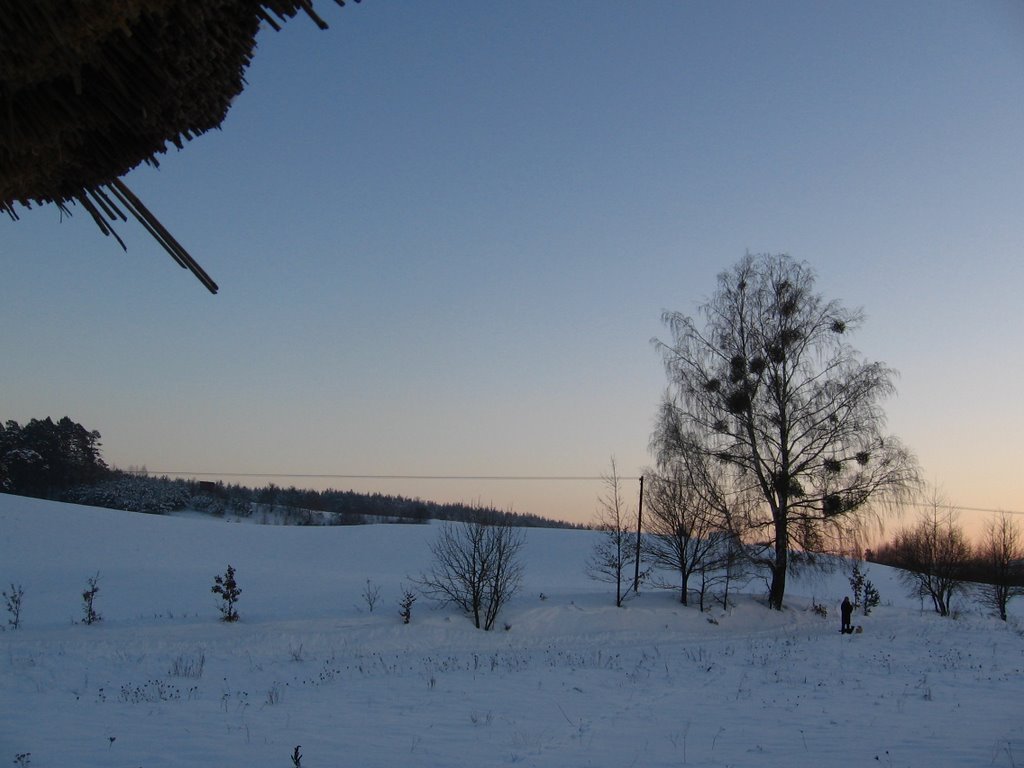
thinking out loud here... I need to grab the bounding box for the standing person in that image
[840,596,853,634]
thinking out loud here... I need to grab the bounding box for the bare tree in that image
[361,578,381,613]
[882,497,971,616]
[586,459,637,607]
[654,253,919,609]
[647,427,756,610]
[976,512,1024,621]
[417,513,524,630]
[708,531,750,609]
[642,431,731,607]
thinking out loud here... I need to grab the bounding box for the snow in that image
[1,493,1022,767]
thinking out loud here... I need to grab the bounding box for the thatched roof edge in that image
[2,0,361,293]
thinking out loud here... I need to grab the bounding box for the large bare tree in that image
[654,253,918,609]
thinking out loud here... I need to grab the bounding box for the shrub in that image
[212,565,241,622]
[65,473,190,515]
[850,558,882,616]
[3,583,24,630]
[863,580,881,615]
[399,588,416,625]
[168,652,205,678]
[849,560,866,607]
[81,573,101,625]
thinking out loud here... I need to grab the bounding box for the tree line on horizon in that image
[0,417,583,530]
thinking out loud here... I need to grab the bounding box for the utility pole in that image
[633,474,644,594]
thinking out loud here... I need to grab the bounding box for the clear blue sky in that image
[3,1,1022,534]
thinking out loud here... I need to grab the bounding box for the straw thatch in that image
[1,0,359,293]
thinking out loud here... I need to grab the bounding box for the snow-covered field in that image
[1,494,1022,767]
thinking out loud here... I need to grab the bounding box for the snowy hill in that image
[1,494,1022,767]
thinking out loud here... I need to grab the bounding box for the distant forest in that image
[0,417,583,529]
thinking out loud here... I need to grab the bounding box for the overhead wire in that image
[127,469,1019,515]
[129,471,640,481]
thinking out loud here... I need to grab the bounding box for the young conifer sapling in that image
[212,565,241,622]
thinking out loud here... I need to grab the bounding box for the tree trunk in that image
[769,509,788,610]
[769,556,787,610]
[997,585,1008,621]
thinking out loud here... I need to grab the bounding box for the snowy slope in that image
[1,494,1022,767]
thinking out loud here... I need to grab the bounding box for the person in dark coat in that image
[840,596,853,634]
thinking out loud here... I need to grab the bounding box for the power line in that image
[129,471,638,481]
[127,470,1020,515]
[901,501,1024,517]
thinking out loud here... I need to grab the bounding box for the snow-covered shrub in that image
[65,474,190,515]
[189,493,226,516]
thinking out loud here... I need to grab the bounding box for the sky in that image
[3,0,1023,536]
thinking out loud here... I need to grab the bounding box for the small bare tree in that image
[642,449,729,607]
[81,573,101,625]
[976,512,1024,621]
[3,583,24,630]
[707,531,749,609]
[885,497,971,616]
[361,578,381,613]
[417,514,524,630]
[586,459,637,607]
